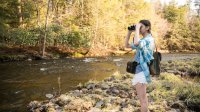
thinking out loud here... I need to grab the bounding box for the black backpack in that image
[148,41,162,76]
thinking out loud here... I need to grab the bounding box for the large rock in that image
[64,98,93,111]
[55,94,71,106]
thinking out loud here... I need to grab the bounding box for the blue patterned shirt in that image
[131,33,155,83]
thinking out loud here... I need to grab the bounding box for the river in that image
[0,53,199,111]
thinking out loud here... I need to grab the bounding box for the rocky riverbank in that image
[161,57,200,79]
[28,70,200,112]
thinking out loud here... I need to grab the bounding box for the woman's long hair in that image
[139,20,151,34]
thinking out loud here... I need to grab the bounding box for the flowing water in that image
[0,53,199,111]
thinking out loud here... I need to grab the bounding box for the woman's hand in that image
[125,23,141,49]
[128,28,134,34]
[128,30,133,34]
[136,23,142,31]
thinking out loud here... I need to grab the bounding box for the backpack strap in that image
[149,33,158,53]
[153,39,162,61]
[154,39,158,53]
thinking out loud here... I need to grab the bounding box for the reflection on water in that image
[0,53,199,111]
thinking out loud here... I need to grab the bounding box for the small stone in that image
[162,100,168,108]
[47,107,56,112]
[87,83,96,90]
[129,99,137,107]
[15,90,24,94]
[72,90,82,97]
[120,101,128,108]
[28,101,41,110]
[100,84,109,90]
[88,107,102,112]
[27,58,32,61]
[167,70,176,74]
[168,60,172,63]
[94,88,102,94]
[45,94,54,99]
[111,88,120,94]
[82,88,88,93]
[89,94,103,101]
[40,68,47,71]
[46,102,56,112]
[119,90,129,98]
[95,100,105,108]
[37,104,47,112]
[104,76,115,82]
[167,108,181,112]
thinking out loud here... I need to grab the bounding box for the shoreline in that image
[28,71,200,112]
[27,57,200,112]
[0,46,199,62]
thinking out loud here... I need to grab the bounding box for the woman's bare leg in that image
[135,83,148,112]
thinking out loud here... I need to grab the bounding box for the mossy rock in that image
[72,52,84,58]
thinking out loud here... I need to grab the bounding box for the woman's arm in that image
[125,30,133,49]
[133,23,141,46]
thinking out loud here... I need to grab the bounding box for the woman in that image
[125,20,155,112]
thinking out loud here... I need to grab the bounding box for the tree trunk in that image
[81,0,84,27]
[42,0,51,57]
[92,0,99,48]
[34,0,41,27]
[18,0,23,27]
[33,0,42,50]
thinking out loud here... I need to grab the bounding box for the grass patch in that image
[148,72,200,111]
